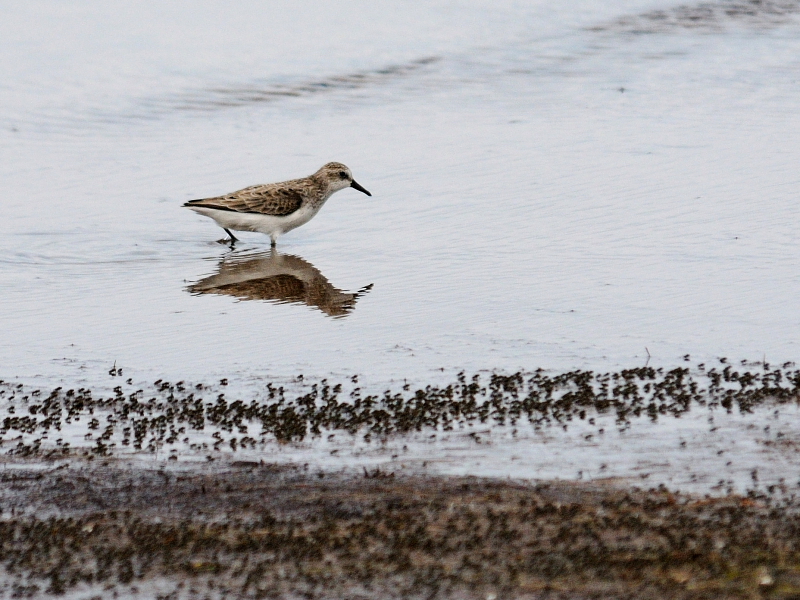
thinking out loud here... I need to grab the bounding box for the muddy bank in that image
[1,462,799,599]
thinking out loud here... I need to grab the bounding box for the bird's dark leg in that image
[270,235,277,248]
[224,228,239,243]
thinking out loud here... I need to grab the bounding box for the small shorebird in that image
[184,162,371,246]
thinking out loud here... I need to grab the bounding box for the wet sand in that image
[2,461,800,600]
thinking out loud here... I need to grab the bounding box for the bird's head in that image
[316,162,371,196]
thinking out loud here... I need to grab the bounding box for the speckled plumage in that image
[183,162,371,246]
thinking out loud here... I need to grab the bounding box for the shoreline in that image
[1,460,798,599]
[1,364,799,597]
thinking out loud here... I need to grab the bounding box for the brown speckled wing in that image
[185,183,305,216]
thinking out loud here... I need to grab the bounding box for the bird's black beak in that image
[350,179,372,196]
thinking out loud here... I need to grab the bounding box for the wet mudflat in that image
[2,362,800,493]
[2,463,800,600]
[1,362,799,449]
[1,363,800,598]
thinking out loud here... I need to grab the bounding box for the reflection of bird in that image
[187,250,373,318]
[183,162,371,246]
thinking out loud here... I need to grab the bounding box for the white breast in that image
[189,202,324,236]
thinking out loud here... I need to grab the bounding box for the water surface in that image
[1,0,799,388]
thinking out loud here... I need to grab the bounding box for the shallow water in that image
[3,0,800,387]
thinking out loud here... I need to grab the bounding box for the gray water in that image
[2,0,800,388]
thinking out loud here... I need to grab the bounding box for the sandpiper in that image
[184,162,371,246]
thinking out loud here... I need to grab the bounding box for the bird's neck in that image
[309,175,335,201]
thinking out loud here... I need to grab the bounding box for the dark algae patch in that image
[1,466,800,599]
[1,363,799,457]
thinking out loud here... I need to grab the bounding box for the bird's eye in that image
[339,171,348,179]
